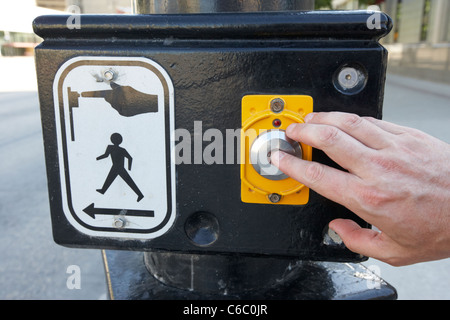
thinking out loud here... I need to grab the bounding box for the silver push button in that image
[250,130,302,181]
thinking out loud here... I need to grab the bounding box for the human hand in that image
[271,112,450,266]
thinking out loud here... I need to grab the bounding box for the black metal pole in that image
[131,0,321,296]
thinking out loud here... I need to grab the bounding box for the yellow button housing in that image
[241,95,313,205]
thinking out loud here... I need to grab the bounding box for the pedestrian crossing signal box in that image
[33,11,392,262]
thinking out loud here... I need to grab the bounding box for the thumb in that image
[329,219,384,260]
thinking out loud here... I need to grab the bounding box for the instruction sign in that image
[53,57,176,239]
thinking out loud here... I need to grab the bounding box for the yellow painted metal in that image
[241,95,313,205]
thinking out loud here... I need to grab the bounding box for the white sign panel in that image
[53,57,176,239]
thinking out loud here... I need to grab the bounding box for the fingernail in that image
[270,150,286,167]
[304,113,315,123]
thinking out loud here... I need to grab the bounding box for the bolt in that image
[268,193,282,203]
[103,69,115,81]
[337,67,360,89]
[113,217,126,229]
[270,98,284,113]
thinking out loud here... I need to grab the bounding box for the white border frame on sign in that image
[52,56,176,240]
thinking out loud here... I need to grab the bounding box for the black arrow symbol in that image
[83,203,154,219]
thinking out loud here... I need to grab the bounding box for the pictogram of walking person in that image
[96,133,144,202]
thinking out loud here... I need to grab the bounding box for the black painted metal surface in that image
[103,250,397,300]
[34,11,392,262]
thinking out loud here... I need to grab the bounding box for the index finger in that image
[271,150,364,215]
[285,122,374,177]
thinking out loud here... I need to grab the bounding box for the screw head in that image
[268,193,282,203]
[113,217,126,229]
[270,98,284,113]
[103,69,115,81]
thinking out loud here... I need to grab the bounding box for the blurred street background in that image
[0,0,449,300]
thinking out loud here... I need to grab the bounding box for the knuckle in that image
[342,114,363,129]
[305,162,325,184]
[361,116,377,122]
[357,185,390,209]
[319,126,340,146]
[344,240,361,255]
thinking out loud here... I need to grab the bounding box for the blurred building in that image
[333,0,450,83]
[0,0,132,56]
[383,0,450,83]
[35,0,67,11]
[0,0,63,56]
[3,0,450,83]
[47,0,132,13]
